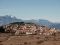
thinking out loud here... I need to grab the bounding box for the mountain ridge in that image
[0,15,60,29]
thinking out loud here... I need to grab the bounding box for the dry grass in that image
[0,32,60,45]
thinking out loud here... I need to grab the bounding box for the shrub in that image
[0,44,3,45]
[24,42,28,45]
[36,40,44,44]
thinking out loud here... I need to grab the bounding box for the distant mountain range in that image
[0,15,60,29]
[0,15,23,26]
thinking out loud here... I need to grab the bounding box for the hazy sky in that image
[0,0,60,22]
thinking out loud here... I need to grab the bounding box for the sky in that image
[0,0,60,22]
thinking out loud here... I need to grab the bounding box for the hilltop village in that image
[0,22,60,45]
[0,22,57,36]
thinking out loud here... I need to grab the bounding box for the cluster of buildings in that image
[3,22,57,35]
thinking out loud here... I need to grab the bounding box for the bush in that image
[36,40,44,44]
[0,44,3,45]
[24,42,28,45]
